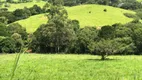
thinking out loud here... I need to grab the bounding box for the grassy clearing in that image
[15,14,47,33]
[16,4,135,33]
[66,4,135,28]
[0,54,142,80]
[1,1,46,11]
[137,0,142,2]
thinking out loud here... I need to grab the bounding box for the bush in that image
[0,37,16,53]
[0,8,8,12]
[104,9,107,12]
[136,12,142,19]
[0,11,16,23]
[29,5,42,15]
[0,22,9,36]
[123,13,137,18]
[11,33,24,52]
[4,3,10,7]
[7,23,27,40]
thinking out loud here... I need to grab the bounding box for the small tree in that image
[11,33,24,52]
[42,3,50,13]
[7,23,27,40]
[89,39,116,60]
[0,22,9,36]
[89,37,135,60]
[0,17,8,24]
[0,37,16,53]
[104,9,107,12]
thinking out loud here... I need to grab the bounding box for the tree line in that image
[48,0,142,10]
[29,5,142,57]
[0,3,50,23]
[1,0,142,10]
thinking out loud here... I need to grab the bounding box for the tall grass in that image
[9,41,32,80]
[10,53,21,80]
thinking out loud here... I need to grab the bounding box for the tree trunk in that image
[101,54,105,60]
[57,45,60,53]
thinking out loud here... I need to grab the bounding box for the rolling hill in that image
[67,4,135,28]
[15,4,135,33]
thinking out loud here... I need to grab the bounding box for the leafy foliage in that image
[7,23,27,40]
[31,5,76,53]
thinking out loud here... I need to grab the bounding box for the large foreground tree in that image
[31,5,76,53]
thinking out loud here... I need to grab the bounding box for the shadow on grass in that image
[86,58,119,61]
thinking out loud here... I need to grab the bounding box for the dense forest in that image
[1,0,142,60]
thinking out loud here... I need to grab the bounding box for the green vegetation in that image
[0,54,142,80]
[67,4,135,28]
[1,0,142,80]
[16,4,135,33]
[137,0,142,2]
[15,14,47,33]
[1,1,46,11]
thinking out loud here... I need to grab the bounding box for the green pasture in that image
[15,14,47,33]
[0,54,142,80]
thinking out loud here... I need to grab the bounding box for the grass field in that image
[137,0,142,2]
[0,54,142,80]
[67,4,135,28]
[16,4,135,33]
[15,14,48,33]
[1,1,46,11]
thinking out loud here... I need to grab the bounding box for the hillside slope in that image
[67,4,135,28]
[15,14,47,33]
[16,4,135,33]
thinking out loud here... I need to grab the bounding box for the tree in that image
[7,23,27,40]
[0,36,5,53]
[0,17,8,24]
[0,22,9,36]
[0,11,16,23]
[49,0,64,6]
[29,5,42,15]
[133,28,142,54]
[0,37,16,53]
[6,0,13,3]
[64,0,78,6]
[89,39,116,60]
[31,5,76,53]
[71,20,80,33]
[89,37,135,60]
[13,8,31,20]
[23,7,31,18]
[75,27,98,53]
[11,33,24,52]
[99,25,116,39]
[42,3,50,13]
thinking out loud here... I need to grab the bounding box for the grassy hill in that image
[15,14,47,33]
[1,1,46,11]
[15,4,135,33]
[0,54,142,80]
[67,4,135,28]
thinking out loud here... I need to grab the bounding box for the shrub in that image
[104,9,107,12]
[7,23,27,40]
[123,13,137,18]
[0,37,16,53]
[4,3,10,7]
